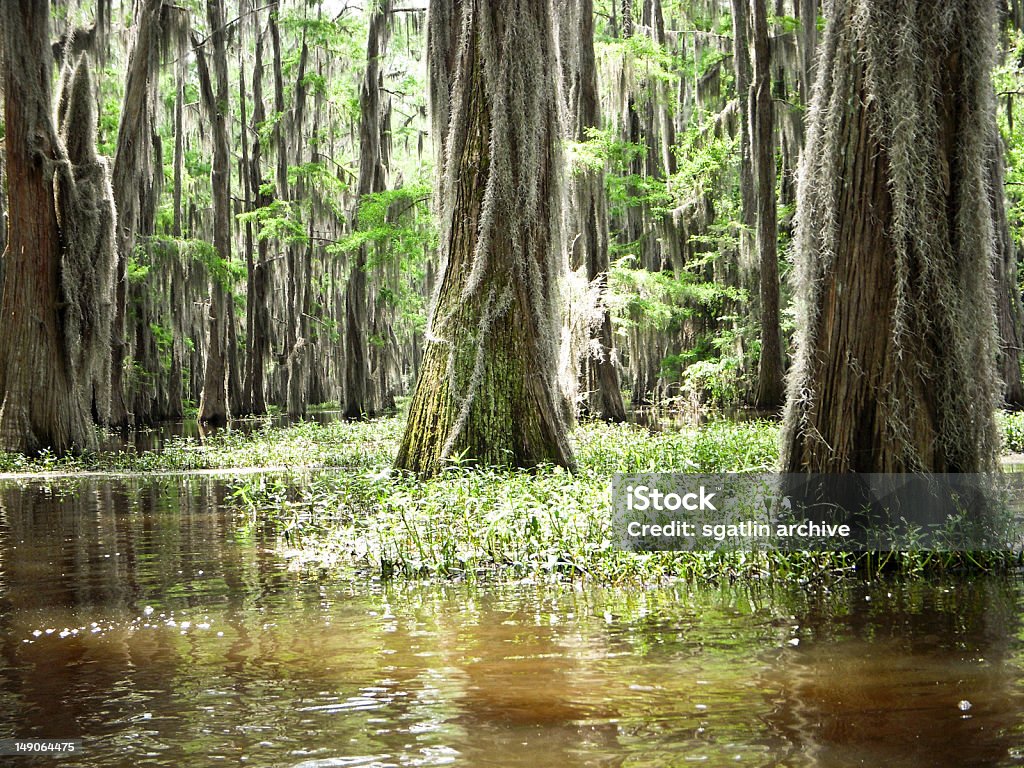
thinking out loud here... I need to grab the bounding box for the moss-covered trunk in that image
[0,5,102,453]
[781,0,1001,473]
[559,0,627,423]
[395,0,575,476]
[109,0,169,428]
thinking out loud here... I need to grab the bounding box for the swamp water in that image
[1,476,1023,767]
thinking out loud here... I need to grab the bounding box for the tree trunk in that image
[395,0,576,476]
[109,0,167,428]
[559,0,626,422]
[345,0,393,419]
[0,4,101,453]
[194,1,232,426]
[285,37,310,419]
[731,0,758,374]
[750,0,784,408]
[238,0,255,415]
[990,129,1024,407]
[268,0,289,408]
[172,61,185,238]
[781,0,1001,473]
[796,0,818,106]
[246,19,271,416]
[0,145,6,274]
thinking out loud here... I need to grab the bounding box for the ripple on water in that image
[2,477,1024,768]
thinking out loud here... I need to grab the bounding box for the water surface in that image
[1,476,1023,767]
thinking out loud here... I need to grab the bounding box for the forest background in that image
[2,0,1024,463]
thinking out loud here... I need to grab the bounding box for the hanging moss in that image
[781,0,1001,472]
[396,0,575,475]
[53,54,118,423]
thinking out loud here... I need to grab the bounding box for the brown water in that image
[2,477,1024,767]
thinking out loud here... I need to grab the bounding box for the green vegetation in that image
[227,417,1022,583]
[999,409,1024,453]
[2,413,1017,584]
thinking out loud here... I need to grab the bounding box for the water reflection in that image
[99,410,345,454]
[0,477,1023,766]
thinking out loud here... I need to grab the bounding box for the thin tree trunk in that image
[268,0,289,408]
[239,0,255,414]
[345,0,393,419]
[285,37,310,419]
[750,0,784,408]
[731,0,757,320]
[194,0,232,426]
[247,18,270,416]
[560,0,627,422]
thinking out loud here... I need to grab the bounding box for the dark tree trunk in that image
[781,0,1001,473]
[241,1,270,416]
[268,0,289,408]
[238,0,255,415]
[395,0,576,476]
[990,129,1024,407]
[172,62,185,238]
[731,0,757,368]
[345,0,393,419]
[248,24,271,416]
[750,0,784,408]
[194,0,232,426]
[284,36,310,419]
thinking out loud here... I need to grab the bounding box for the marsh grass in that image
[1,414,1021,583]
[221,417,1018,583]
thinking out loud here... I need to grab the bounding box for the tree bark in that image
[267,0,289,408]
[559,0,627,422]
[0,146,6,275]
[796,0,818,106]
[731,0,757,362]
[0,4,96,453]
[345,0,393,419]
[990,129,1024,407]
[109,0,167,428]
[395,0,576,476]
[172,61,185,238]
[194,1,232,426]
[750,0,784,408]
[247,20,271,416]
[781,0,1001,473]
[284,34,310,418]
